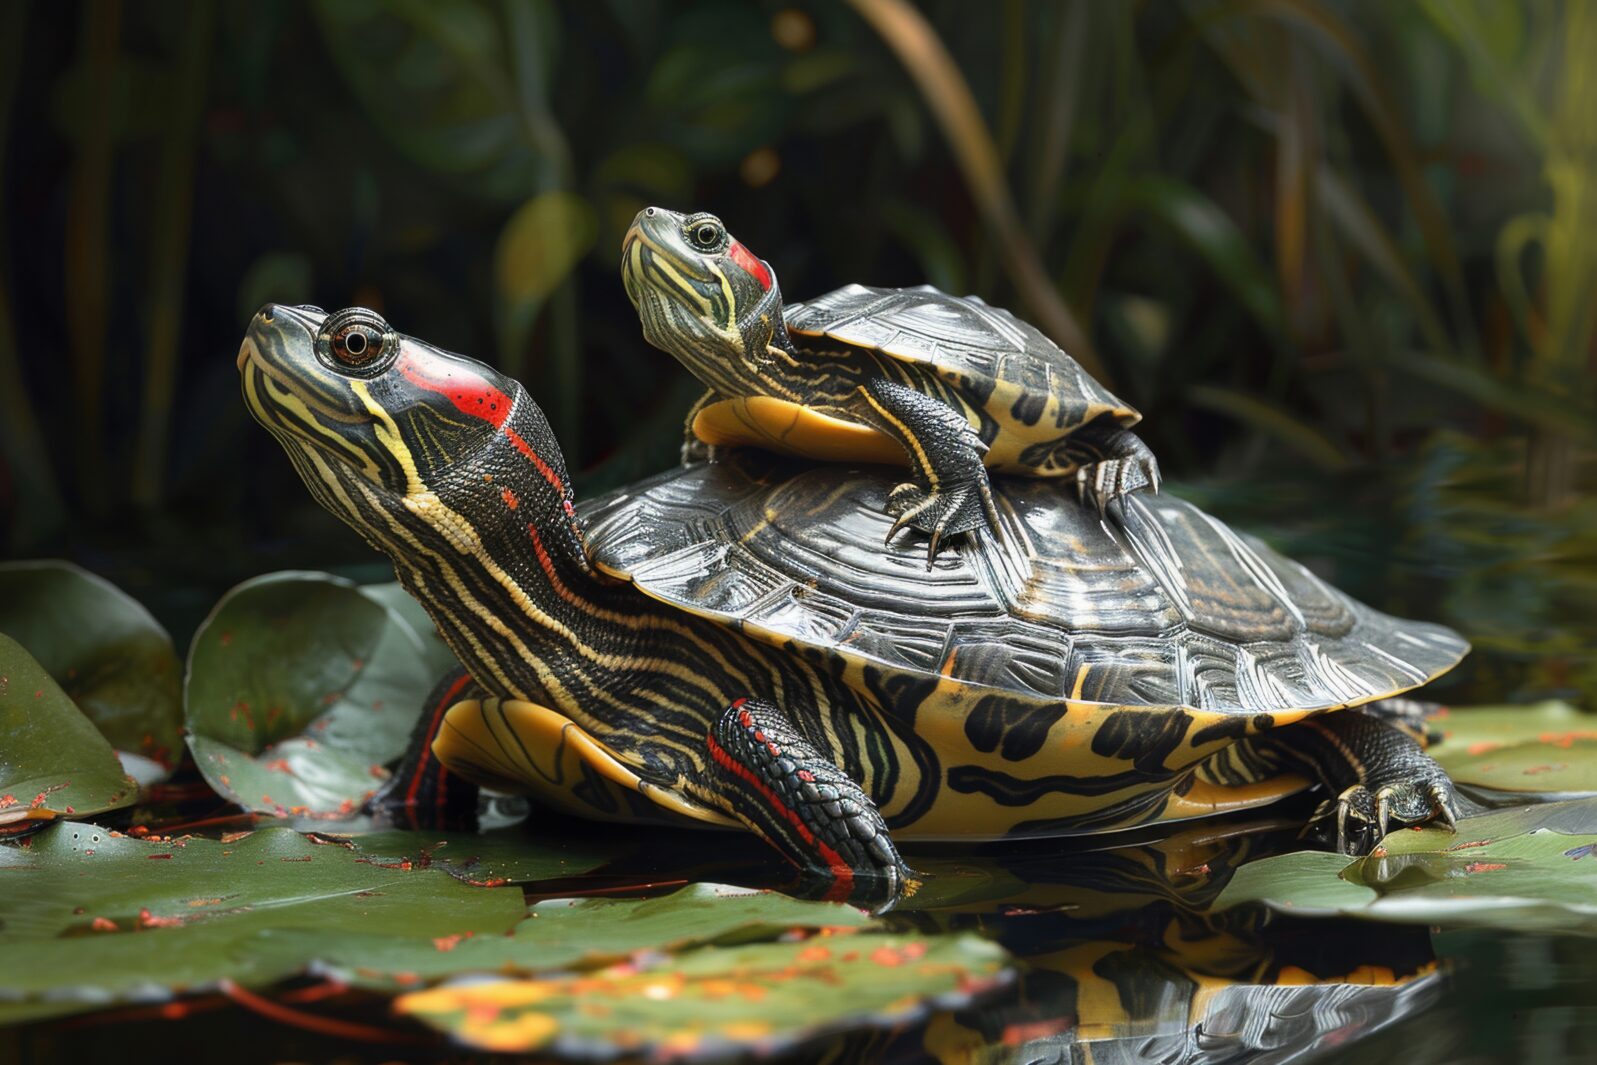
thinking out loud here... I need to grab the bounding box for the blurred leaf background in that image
[0,0,1592,703]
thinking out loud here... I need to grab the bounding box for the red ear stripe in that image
[727,241,773,292]
[397,354,513,430]
[396,351,565,494]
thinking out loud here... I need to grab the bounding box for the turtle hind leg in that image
[705,698,912,911]
[1059,419,1160,514]
[1271,708,1459,854]
[367,668,484,831]
[857,377,1001,566]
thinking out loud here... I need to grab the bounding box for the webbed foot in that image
[1322,774,1458,854]
[884,475,1002,569]
[1272,707,1460,855]
[1074,452,1161,514]
[706,698,913,912]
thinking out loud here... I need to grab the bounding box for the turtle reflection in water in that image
[238,304,1466,911]
[863,822,1441,1065]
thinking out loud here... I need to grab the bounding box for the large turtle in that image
[238,303,1465,909]
[621,207,1160,561]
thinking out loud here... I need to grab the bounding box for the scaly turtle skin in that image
[621,207,1159,562]
[239,304,1465,909]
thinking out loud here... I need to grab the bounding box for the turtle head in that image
[239,303,586,565]
[622,207,790,395]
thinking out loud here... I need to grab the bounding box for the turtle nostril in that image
[645,207,657,218]
[259,307,275,323]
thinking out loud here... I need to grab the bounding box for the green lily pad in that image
[0,560,183,770]
[1209,850,1377,915]
[1430,702,1597,796]
[333,826,624,886]
[184,572,439,818]
[270,882,875,990]
[1212,800,1597,935]
[0,635,138,825]
[0,822,530,1023]
[358,581,460,678]
[395,931,1012,1057]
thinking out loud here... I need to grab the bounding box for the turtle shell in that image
[586,456,1464,715]
[784,284,1140,432]
[578,455,1466,838]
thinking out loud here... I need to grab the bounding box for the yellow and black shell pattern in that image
[581,455,1467,840]
[782,284,1140,472]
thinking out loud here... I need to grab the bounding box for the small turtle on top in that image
[622,206,1159,562]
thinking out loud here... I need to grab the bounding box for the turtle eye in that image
[318,308,396,374]
[685,216,727,253]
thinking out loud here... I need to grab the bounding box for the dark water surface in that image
[10,805,1596,1064]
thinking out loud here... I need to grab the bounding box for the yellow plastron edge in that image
[693,396,905,466]
[433,697,739,828]
[1160,773,1313,821]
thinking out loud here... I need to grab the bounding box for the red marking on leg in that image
[707,733,855,901]
[730,697,748,710]
[500,487,518,510]
[798,770,815,783]
[406,673,472,810]
[728,241,772,292]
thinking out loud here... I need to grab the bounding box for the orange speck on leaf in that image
[1465,861,1508,873]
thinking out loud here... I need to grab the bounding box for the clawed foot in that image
[707,699,913,913]
[1321,775,1458,854]
[680,436,723,465]
[884,477,1002,568]
[1075,454,1160,515]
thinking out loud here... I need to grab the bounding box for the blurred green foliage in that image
[0,0,1591,701]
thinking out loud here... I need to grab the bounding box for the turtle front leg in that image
[368,668,485,831]
[1066,419,1161,515]
[1268,708,1459,854]
[705,698,912,911]
[856,378,1001,566]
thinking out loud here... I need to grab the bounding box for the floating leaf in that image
[0,635,137,825]
[0,823,531,1023]
[1213,800,1597,935]
[285,882,875,990]
[336,826,621,887]
[358,581,460,678]
[0,560,183,770]
[184,572,438,818]
[1430,702,1597,797]
[396,931,1011,1056]
[1209,850,1377,915]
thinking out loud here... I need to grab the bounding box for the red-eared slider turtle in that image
[621,207,1159,562]
[238,304,1465,909]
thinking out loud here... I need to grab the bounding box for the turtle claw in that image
[1430,782,1459,833]
[1333,784,1377,854]
[1326,774,1460,855]
[883,476,1003,567]
[1074,454,1160,515]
